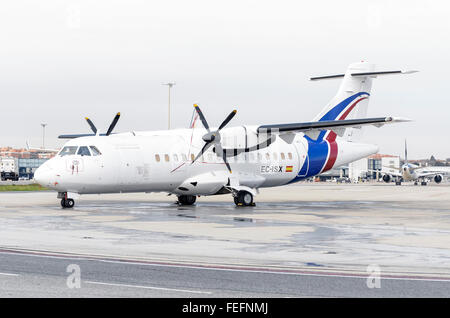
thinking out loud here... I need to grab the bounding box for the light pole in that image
[41,123,47,149]
[162,82,176,129]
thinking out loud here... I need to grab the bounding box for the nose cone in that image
[34,161,54,187]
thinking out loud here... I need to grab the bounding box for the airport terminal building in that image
[0,147,57,180]
[319,154,401,182]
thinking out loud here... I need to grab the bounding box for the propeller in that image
[85,112,121,136]
[191,104,237,173]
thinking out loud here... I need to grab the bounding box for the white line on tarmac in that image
[97,259,450,283]
[0,272,19,277]
[84,280,212,295]
[2,249,450,283]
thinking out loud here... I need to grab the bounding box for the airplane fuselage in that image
[35,126,378,196]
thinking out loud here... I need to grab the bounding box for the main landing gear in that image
[234,190,255,207]
[177,195,197,206]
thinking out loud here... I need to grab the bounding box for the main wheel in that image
[178,195,196,205]
[235,191,253,206]
[421,181,427,186]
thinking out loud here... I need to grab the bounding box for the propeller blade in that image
[218,110,237,131]
[191,142,213,164]
[85,117,97,134]
[106,112,121,136]
[193,104,210,132]
[215,144,232,173]
[221,150,232,173]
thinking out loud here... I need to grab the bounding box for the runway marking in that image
[0,272,19,277]
[98,259,450,283]
[84,280,212,295]
[2,248,450,283]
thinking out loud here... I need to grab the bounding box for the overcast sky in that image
[0,0,449,159]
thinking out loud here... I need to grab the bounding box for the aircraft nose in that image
[34,163,54,187]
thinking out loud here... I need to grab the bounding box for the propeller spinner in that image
[191,104,237,173]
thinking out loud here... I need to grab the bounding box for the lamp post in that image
[41,123,47,149]
[162,82,176,129]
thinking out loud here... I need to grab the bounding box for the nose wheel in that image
[61,198,75,208]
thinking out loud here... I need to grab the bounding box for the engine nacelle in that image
[434,174,443,184]
[382,174,391,183]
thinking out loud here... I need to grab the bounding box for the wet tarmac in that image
[1,183,450,296]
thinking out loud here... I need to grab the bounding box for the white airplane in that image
[34,62,415,208]
[381,140,450,185]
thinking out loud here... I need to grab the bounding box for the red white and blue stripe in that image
[292,92,370,182]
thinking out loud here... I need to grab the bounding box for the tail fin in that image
[312,61,374,123]
[311,62,417,141]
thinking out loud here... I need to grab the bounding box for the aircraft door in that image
[294,138,309,177]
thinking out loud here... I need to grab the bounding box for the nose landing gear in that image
[58,192,76,209]
[61,198,75,208]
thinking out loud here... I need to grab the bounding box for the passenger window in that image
[59,146,78,157]
[288,152,293,160]
[182,154,187,161]
[281,153,285,160]
[173,154,179,162]
[257,153,262,162]
[89,146,101,156]
[273,153,278,161]
[164,154,170,162]
[265,153,270,160]
[155,154,160,162]
[77,146,91,156]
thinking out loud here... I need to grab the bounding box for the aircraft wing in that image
[58,133,107,139]
[368,169,403,177]
[415,171,448,178]
[257,117,411,140]
[25,141,59,152]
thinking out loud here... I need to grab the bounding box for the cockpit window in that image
[89,146,101,156]
[77,146,91,156]
[59,146,78,157]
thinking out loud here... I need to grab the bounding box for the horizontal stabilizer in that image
[310,70,418,81]
[310,74,345,81]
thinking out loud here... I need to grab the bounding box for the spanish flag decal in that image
[286,166,293,172]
